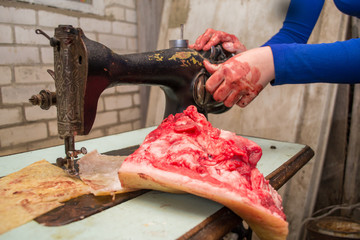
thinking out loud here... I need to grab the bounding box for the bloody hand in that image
[204,47,275,108]
[189,28,246,54]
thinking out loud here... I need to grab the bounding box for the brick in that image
[0,6,36,25]
[108,0,135,8]
[105,6,125,21]
[79,18,111,33]
[0,122,47,147]
[112,22,137,37]
[38,11,78,28]
[119,107,140,122]
[96,97,105,112]
[98,34,126,50]
[2,83,55,104]
[127,37,138,51]
[133,93,140,105]
[48,119,58,136]
[0,24,13,43]
[132,119,141,129]
[0,66,12,85]
[0,46,39,65]
[15,66,54,83]
[25,105,57,121]
[102,87,116,95]
[27,137,62,152]
[116,85,139,93]
[104,94,132,110]
[125,9,137,23]
[84,32,97,41]
[0,107,22,126]
[106,123,132,135]
[41,47,54,64]
[76,129,104,142]
[0,137,61,156]
[15,26,48,45]
[92,111,118,128]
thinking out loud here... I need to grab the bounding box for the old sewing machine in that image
[29,25,232,175]
[0,25,314,239]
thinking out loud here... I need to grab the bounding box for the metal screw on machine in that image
[29,89,56,110]
[56,138,88,176]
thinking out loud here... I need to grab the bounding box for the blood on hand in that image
[204,57,264,108]
[189,28,246,54]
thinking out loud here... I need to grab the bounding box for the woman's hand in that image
[189,28,246,54]
[204,46,275,107]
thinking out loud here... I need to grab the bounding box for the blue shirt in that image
[263,0,360,85]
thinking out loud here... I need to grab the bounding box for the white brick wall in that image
[92,111,118,128]
[0,24,12,44]
[104,94,133,110]
[133,93,140,105]
[116,85,139,93]
[127,37,138,51]
[40,47,54,64]
[0,46,40,65]
[0,108,22,126]
[15,26,49,45]
[0,122,48,147]
[105,0,135,8]
[112,21,137,36]
[125,9,137,23]
[38,11,78,28]
[98,34,127,50]
[14,66,54,83]
[24,105,57,121]
[79,18,112,33]
[0,0,141,155]
[2,84,55,104]
[106,123,132,135]
[105,6,125,21]
[0,66,12,85]
[119,107,141,122]
[0,6,36,25]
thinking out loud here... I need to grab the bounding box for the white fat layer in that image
[120,161,284,220]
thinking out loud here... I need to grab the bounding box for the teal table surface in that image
[0,127,313,240]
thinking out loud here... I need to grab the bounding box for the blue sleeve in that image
[263,0,325,45]
[334,0,360,17]
[270,39,360,85]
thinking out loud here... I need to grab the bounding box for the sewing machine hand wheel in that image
[193,69,211,109]
[193,45,235,114]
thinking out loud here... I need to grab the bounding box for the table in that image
[0,127,314,240]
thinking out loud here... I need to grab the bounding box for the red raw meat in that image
[118,105,288,240]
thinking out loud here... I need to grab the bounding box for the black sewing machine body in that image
[30,25,232,173]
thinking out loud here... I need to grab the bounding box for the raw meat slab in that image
[119,106,288,240]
